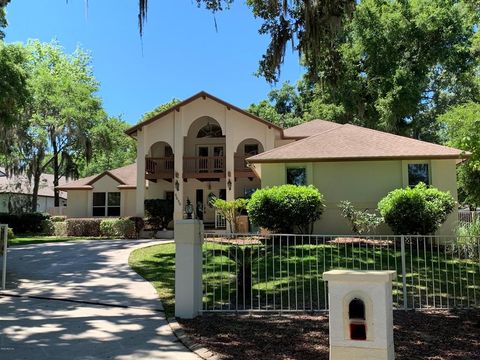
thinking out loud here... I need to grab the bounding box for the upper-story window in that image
[197,123,223,138]
[287,167,306,186]
[408,163,429,187]
[244,144,259,156]
[93,192,121,217]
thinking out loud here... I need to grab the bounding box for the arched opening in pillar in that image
[348,298,367,340]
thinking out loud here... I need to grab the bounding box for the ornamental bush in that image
[0,212,50,234]
[144,199,174,230]
[247,185,325,234]
[378,183,455,235]
[66,218,102,237]
[100,218,136,239]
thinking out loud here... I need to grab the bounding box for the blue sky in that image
[5,0,304,124]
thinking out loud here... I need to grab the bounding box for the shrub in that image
[53,222,67,237]
[455,217,480,259]
[212,198,249,233]
[66,218,102,237]
[378,183,455,235]
[247,185,325,234]
[0,212,50,234]
[339,201,383,235]
[145,199,174,230]
[100,218,136,239]
[7,228,14,240]
[41,218,55,236]
[127,217,145,238]
[51,216,67,222]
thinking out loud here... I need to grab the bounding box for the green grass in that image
[128,240,480,316]
[129,243,176,317]
[9,235,106,246]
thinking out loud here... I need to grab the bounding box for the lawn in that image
[129,242,176,316]
[128,240,480,318]
[8,235,106,247]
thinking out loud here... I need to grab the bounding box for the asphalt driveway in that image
[0,239,199,360]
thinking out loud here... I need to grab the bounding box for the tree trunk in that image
[31,167,41,213]
[52,133,60,207]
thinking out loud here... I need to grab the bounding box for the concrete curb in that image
[167,317,219,360]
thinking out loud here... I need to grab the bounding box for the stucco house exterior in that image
[57,91,468,235]
[0,167,67,213]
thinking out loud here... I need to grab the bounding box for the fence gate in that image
[202,233,480,313]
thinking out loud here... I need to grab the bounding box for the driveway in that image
[0,239,199,360]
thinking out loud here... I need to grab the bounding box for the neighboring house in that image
[57,91,468,235]
[0,167,68,213]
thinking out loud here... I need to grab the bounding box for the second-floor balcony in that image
[145,155,256,180]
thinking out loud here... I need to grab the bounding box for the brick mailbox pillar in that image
[323,270,396,360]
[175,219,203,319]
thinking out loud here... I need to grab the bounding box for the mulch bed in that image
[328,237,393,246]
[179,309,480,360]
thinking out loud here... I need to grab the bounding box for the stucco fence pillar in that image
[174,219,203,319]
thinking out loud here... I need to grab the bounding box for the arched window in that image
[197,123,223,138]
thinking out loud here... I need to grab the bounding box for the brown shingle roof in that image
[248,124,470,163]
[283,119,342,138]
[57,163,137,190]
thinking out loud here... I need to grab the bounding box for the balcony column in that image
[225,114,235,202]
[173,109,184,221]
[136,129,146,217]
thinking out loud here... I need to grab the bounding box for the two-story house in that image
[58,91,468,235]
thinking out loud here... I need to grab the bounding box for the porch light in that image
[185,198,194,219]
[227,178,232,191]
[175,179,180,191]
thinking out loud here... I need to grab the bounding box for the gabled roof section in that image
[57,163,137,190]
[283,119,342,139]
[248,124,470,163]
[125,91,284,136]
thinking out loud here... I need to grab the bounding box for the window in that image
[92,193,106,216]
[92,192,121,217]
[244,144,259,156]
[197,123,223,138]
[408,164,429,187]
[287,168,306,186]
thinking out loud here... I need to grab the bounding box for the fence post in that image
[1,224,8,290]
[400,235,408,310]
[174,219,203,319]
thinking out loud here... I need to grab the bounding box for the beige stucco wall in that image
[65,175,136,218]
[258,159,458,236]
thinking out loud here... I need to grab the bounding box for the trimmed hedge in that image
[0,213,50,234]
[66,218,102,237]
[378,183,455,235]
[51,216,67,222]
[53,222,67,237]
[247,185,325,234]
[100,218,136,239]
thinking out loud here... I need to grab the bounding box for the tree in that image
[378,183,455,235]
[140,98,181,122]
[437,102,480,206]
[4,40,103,211]
[79,116,136,177]
[0,0,9,40]
[0,43,29,127]
[212,198,248,233]
[338,200,383,235]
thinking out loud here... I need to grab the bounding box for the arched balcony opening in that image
[184,117,226,179]
[145,141,174,180]
[234,138,264,178]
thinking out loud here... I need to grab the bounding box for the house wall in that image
[258,159,459,236]
[137,96,283,219]
[65,190,89,218]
